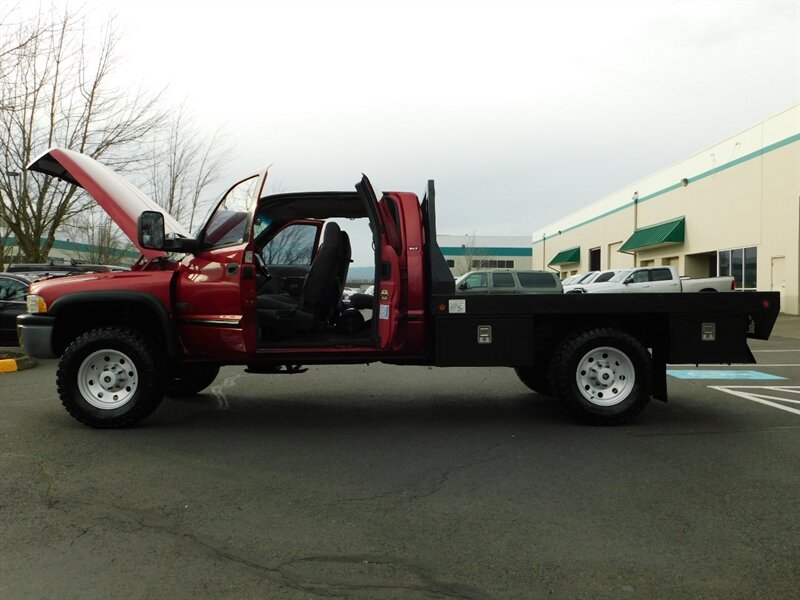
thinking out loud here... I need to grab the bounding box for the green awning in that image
[620,217,685,253]
[548,246,580,266]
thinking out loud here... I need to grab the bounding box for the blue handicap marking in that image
[667,369,786,380]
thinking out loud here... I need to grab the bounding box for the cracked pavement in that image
[1,341,799,599]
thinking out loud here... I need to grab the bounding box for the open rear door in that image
[356,176,402,350]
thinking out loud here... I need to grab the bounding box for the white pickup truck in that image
[585,266,735,293]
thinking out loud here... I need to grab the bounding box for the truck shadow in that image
[158,391,577,431]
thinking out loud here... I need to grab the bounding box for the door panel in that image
[176,172,265,359]
[357,176,400,350]
[176,244,258,359]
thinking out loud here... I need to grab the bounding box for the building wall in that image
[532,105,800,314]
[439,234,532,276]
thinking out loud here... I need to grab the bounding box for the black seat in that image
[257,222,344,332]
[334,231,352,309]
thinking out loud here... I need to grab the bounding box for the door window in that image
[462,273,488,289]
[0,277,27,301]
[650,268,673,281]
[518,272,559,288]
[203,176,260,248]
[492,273,515,288]
[261,223,318,266]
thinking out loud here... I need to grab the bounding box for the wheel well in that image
[52,301,172,357]
[532,314,670,364]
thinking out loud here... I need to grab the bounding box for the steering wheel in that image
[254,252,271,281]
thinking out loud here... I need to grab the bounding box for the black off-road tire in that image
[56,327,166,428]
[514,365,553,397]
[552,328,653,425]
[166,364,221,397]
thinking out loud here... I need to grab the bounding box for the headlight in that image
[26,294,47,313]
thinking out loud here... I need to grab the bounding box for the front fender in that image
[47,291,182,359]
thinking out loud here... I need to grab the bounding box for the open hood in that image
[27,148,192,259]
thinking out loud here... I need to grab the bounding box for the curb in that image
[0,352,37,373]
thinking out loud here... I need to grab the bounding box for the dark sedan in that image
[0,273,35,346]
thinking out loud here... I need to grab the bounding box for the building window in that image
[718,247,757,290]
[471,259,514,269]
[446,259,455,268]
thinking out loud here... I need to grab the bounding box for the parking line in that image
[752,350,800,353]
[670,363,799,367]
[709,385,800,417]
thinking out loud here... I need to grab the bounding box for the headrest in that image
[322,221,341,244]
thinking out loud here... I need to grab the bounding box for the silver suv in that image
[455,269,563,294]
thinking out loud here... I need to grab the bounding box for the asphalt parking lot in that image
[1,317,798,600]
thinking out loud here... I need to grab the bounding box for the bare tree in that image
[260,223,316,265]
[142,103,232,233]
[0,5,43,96]
[454,233,487,276]
[0,6,165,262]
[61,208,135,265]
[0,224,14,271]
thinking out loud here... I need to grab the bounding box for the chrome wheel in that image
[77,349,139,410]
[575,345,635,407]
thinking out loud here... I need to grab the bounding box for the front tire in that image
[552,328,652,425]
[57,327,166,428]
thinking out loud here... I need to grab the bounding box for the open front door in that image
[175,172,266,360]
[356,176,402,350]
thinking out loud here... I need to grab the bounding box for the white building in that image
[438,234,533,276]
[532,104,799,314]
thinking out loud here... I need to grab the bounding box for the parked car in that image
[455,269,563,294]
[563,269,630,293]
[561,274,578,285]
[6,262,130,275]
[585,266,734,293]
[0,273,38,346]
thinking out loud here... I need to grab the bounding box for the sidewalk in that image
[772,313,800,339]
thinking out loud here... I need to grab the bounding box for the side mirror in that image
[138,211,199,253]
[138,211,165,250]
[458,282,467,290]
[623,276,634,285]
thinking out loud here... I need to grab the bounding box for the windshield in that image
[608,269,633,283]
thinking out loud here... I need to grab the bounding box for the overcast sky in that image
[68,1,800,256]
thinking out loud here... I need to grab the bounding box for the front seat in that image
[257,222,344,332]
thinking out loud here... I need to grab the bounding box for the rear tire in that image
[57,327,166,428]
[552,328,652,425]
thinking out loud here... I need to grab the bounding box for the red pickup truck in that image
[18,148,780,428]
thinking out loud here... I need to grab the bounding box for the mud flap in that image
[653,358,668,402]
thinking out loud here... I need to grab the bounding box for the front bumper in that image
[16,314,57,359]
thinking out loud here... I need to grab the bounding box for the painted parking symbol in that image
[667,369,786,380]
[709,386,800,416]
